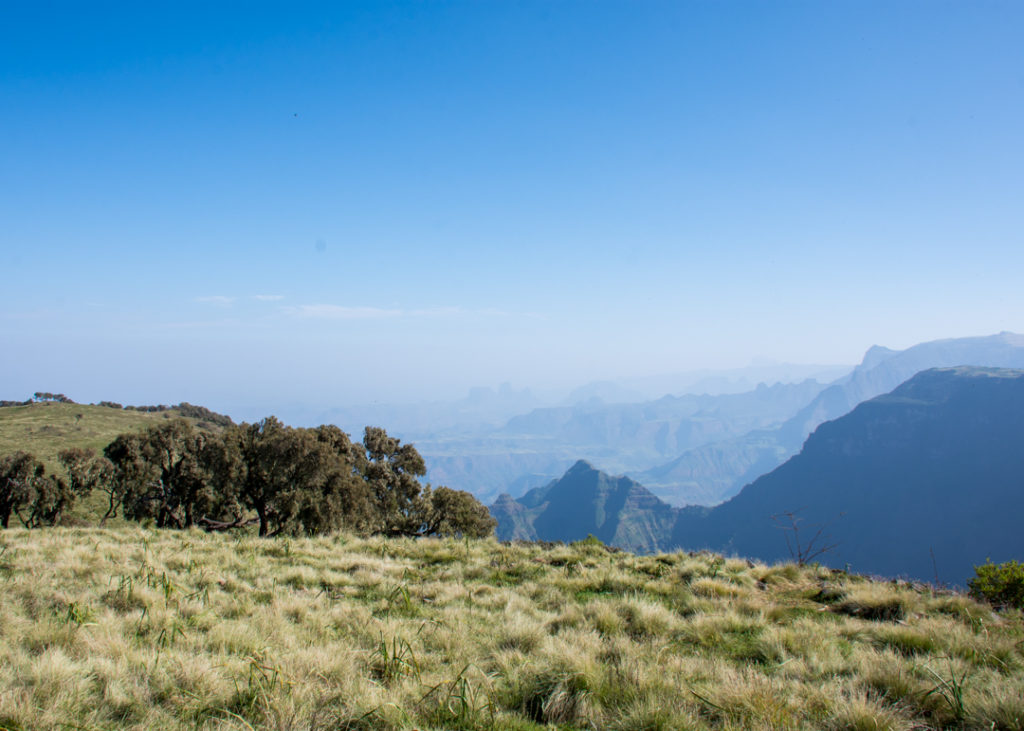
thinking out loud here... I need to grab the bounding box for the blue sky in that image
[2,2,1023,417]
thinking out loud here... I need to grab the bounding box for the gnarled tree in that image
[0,451,45,528]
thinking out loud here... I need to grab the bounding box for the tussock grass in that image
[0,528,1022,730]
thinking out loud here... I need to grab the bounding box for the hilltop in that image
[0,400,234,523]
[0,400,233,469]
[0,526,1020,730]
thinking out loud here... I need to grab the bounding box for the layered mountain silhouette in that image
[423,378,830,503]
[635,331,1024,506]
[492,366,1024,585]
[491,460,676,553]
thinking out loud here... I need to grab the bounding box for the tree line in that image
[1,392,76,407]
[0,418,496,539]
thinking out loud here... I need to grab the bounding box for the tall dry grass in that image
[0,528,1020,730]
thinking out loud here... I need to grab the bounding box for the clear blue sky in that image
[3,2,1023,417]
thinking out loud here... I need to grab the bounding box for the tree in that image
[57,448,113,503]
[309,424,375,533]
[14,472,70,528]
[103,432,150,522]
[360,428,495,538]
[98,415,494,540]
[0,451,86,528]
[362,426,429,537]
[224,417,327,537]
[0,452,45,528]
[105,420,219,529]
[423,486,497,538]
[969,560,1024,610]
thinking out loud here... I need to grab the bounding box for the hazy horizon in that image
[4,3,1022,419]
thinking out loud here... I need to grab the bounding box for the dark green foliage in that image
[173,402,234,428]
[219,417,376,537]
[224,417,321,536]
[6,404,494,540]
[0,450,89,528]
[105,420,220,529]
[362,426,428,537]
[12,470,67,528]
[118,402,233,427]
[425,486,497,538]
[969,559,1024,610]
[57,448,112,502]
[0,451,44,528]
[103,432,148,521]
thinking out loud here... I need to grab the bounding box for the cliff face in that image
[494,367,1024,585]
[492,460,678,553]
[672,367,1024,585]
[639,331,1024,508]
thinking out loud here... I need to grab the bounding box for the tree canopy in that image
[3,414,495,540]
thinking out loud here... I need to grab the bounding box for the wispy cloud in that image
[408,306,465,317]
[283,303,534,321]
[252,294,285,302]
[284,304,403,320]
[195,295,235,305]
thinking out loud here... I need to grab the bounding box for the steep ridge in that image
[494,367,1024,584]
[639,331,1024,506]
[494,460,677,553]
[671,367,1024,585]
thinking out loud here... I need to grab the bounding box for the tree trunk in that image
[257,503,268,537]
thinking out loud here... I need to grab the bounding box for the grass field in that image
[0,527,1021,730]
[0,403,218,469]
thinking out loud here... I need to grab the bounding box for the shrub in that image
[968,560,1024,610]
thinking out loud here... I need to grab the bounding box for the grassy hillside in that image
[0,402,225,468]
[0,402,230,523]
[0,527,1021,730]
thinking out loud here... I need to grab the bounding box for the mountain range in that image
[424,332,1024,507]
[631,331,1024,506]
[491,366,1024,585]
[418,377,833,504]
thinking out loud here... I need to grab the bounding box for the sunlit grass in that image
[0,527,1021,730]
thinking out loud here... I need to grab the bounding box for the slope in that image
[0,402,231,469]
[641,331,1024,506]
[0,401,234,523]
[672,367,1024,585]
[493,460,677,553]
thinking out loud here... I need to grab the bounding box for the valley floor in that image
[0,528,1021,730]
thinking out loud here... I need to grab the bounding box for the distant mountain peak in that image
[492,459,677,552]
[567,459,597,474]
[860,344,898,369]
